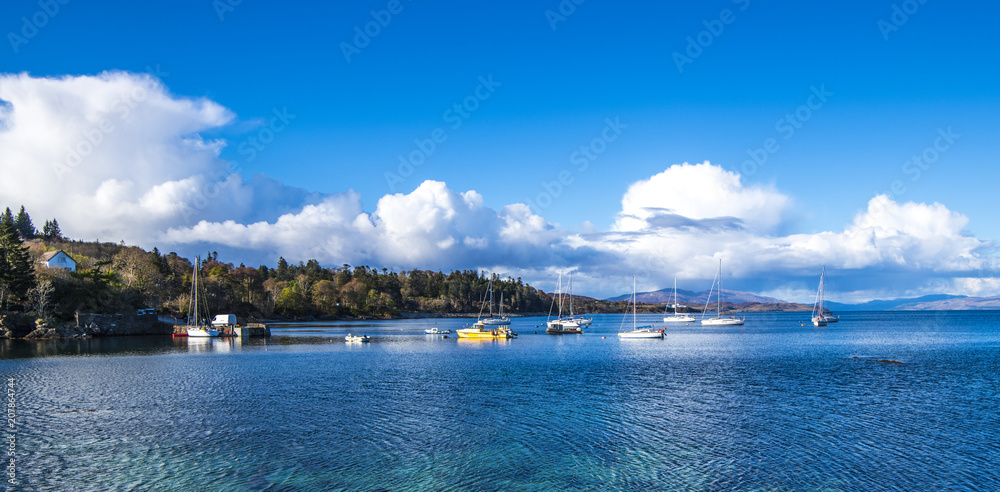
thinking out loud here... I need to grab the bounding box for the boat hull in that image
[664,315,696,323]
[545,319,583,334]
[811,317,828,327]
[456,329,515,339]
[187,328,221,337]
[701,318,744,326]
[618,330,664,339]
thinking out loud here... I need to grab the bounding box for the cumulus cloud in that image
[162,180,583,271]
[613,162,790,233]
[0,71,313,245]
[0,72,993,301]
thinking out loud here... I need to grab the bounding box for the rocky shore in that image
[0,313,174,339]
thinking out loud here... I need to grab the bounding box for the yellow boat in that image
[456,322,517,339]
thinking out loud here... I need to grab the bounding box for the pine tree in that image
[48,219,62,239]
[13,206,35,239]
[0,209,12,231]
[0,217,36,310]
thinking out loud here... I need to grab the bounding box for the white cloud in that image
[0,72,994,302]
[613,162,790,233]
[0,71,309,245]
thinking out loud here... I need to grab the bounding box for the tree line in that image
[1,205,573,320]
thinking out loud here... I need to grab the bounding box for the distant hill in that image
[607,288,784,305]
[825,294,967,311]
[898,295,1000,310]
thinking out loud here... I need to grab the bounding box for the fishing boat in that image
[546,272,583,334]
[185,257,221,338]
[424,327,450,335]
[663,276,696,323]
[345,333,370,343]
[700,259,745,326]
[811,266,832,327]
[618,276,664,339]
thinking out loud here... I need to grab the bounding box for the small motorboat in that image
[424,328,450,335]
[345,333,370,343]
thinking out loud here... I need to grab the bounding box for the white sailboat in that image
[618,276,664,339]
[565,273,592,326]
[185,257,221,337]
[479,276,511,326]
[546,272,583,334]
[663,276,696,323]
[811,266,837,326]
[700,259,745,326]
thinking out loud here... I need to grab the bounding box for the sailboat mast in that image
[718,259,722,317]
[569,272,574,317]
[557,272,563,318]
[673,276,678,313]
[193,257,199,326]
[819,266,825,314]
[633,275,637,330]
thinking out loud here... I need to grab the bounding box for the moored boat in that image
[700,259,745,326]
[184,257,222,338]
[664,276,696,323]
[424,327,450,335]
[811,266,831,327]
[618,276,664,339]
[345,333,370,343]
[456,322,517,339]
[546,272,584,334]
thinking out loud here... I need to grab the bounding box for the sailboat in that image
[185,257,221,337]
[811,266,838,326]
[457,274,516,339]
[700,259,745,326]
[565,273,593,326]
[663,276,696,323]
[546,272,583,334]
[479,277,511,326]
[618,276,664,339]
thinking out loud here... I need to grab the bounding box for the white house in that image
[39,250,76,272]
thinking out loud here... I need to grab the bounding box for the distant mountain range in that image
[824,295,969,311]
[606,288,783,305]
[603,288,1000,311]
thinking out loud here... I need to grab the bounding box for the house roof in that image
[39,250,74,263]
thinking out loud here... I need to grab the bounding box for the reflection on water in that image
[3,312,1000,490]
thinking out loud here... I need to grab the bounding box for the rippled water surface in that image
[3,311,999,491]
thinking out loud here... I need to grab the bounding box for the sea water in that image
[2,311,999,490]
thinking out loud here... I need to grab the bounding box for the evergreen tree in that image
[42,219,62,240]
[13,206,34,239]
[0,209,12,231]
[0,218,35,310]
[277,257,289,281]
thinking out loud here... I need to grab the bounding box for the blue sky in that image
[1,0,998,301]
